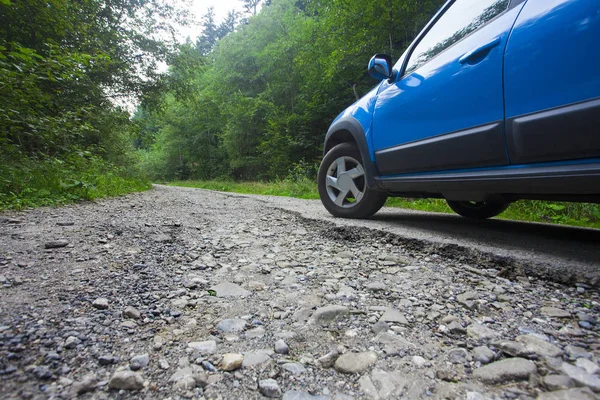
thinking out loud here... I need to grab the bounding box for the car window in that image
[404,0,510,75]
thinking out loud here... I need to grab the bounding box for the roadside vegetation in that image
[0,0,178,211]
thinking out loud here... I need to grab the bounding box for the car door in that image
[504,0,600,164]
[372,0,523,176]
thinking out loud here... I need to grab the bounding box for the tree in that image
[241,0,262,16]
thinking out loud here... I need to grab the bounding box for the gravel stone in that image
[473,358,537,384]
[282,390,329,400]
[44,240,69,249]
[91,297,109,310]
[311,305,349,324]
[543,375,574,391]
[275,339,289,354]
[71,374,98,395]
[259,378,282,398]
[242,350,271,368]
[33,365,52,380]
[108,370,144,390]
[130,353,150,370]
[334,351,377,374]
[188,340,217,355]
[218,353,243,371]
[124,306,141,319]
[447,348,471,364]
[216,318,247,332]
[467,323,500,341]
[536,388,597,400]
[541,307,571,318]
[576,358,600,375]
[282,362,306,375]
[560,362,600,392]
[473,346,495,364]
[379,308,409,325]
[517,334,563,358]
[209,282,251,297]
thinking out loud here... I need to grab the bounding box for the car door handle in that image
[459,37,501,64]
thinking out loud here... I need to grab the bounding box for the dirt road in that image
[1,185,598,399]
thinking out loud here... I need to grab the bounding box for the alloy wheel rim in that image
[325,156,366,208]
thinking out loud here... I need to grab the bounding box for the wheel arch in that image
[324,117,381,190]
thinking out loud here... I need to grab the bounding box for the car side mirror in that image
[368,54,393,81]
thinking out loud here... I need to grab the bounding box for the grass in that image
[169,179,600,229]
[0,155,151,212]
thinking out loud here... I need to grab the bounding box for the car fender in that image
[324,116,381,190]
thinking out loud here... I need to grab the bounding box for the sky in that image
[178,0,245,41]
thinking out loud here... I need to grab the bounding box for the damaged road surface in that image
[0,185,599,400]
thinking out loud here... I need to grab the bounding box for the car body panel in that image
[371,1,524,176]
[504,0,600,164]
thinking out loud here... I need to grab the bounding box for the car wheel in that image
[318,143,388,218]
[446,200,510,220]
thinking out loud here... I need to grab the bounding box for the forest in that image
[2,0,598,227]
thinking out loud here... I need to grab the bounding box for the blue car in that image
[318,0,600,219]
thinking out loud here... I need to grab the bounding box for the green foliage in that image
[0,0,179,210]
[0,153,150,211]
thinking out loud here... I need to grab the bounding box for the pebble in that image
[565,345,593,359]
[576,358,600,375]
[517,334,563,358]
[282,390,329,400]
[124,306,141,319]
[541,307,571,319]
[71,374,97,395]
[447,348,471,364]
[218,353,243,371]
[130,353,150,370]
[64,335,81,349]
[365,281,386,291]
[334,351,377,374]
[282,362,306,375]
[33,366,52,380]
[275,339,289,354]
[379,308,409,325]
[318,349,340,368]
[44,240,69,249]
[242,350,272,367]
[467,323,499,340]
[108,371,144,390]
[259,378,282,398]
[560,362,600,392]
[188,340,217,355]
[412,356,427,367]
[543,375,574,391]
[216,318,247,333]
[472,346,495,364]
[536,387,597,400]
[473,358,537,384]
[311,305,349,324]
[209,282,251,297]
[448,320,467,334]
[92,298,109,310]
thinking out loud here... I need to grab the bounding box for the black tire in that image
[446,200,510,219]
[318,143,388,218]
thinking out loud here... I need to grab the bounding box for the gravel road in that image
[1,185,599,400]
